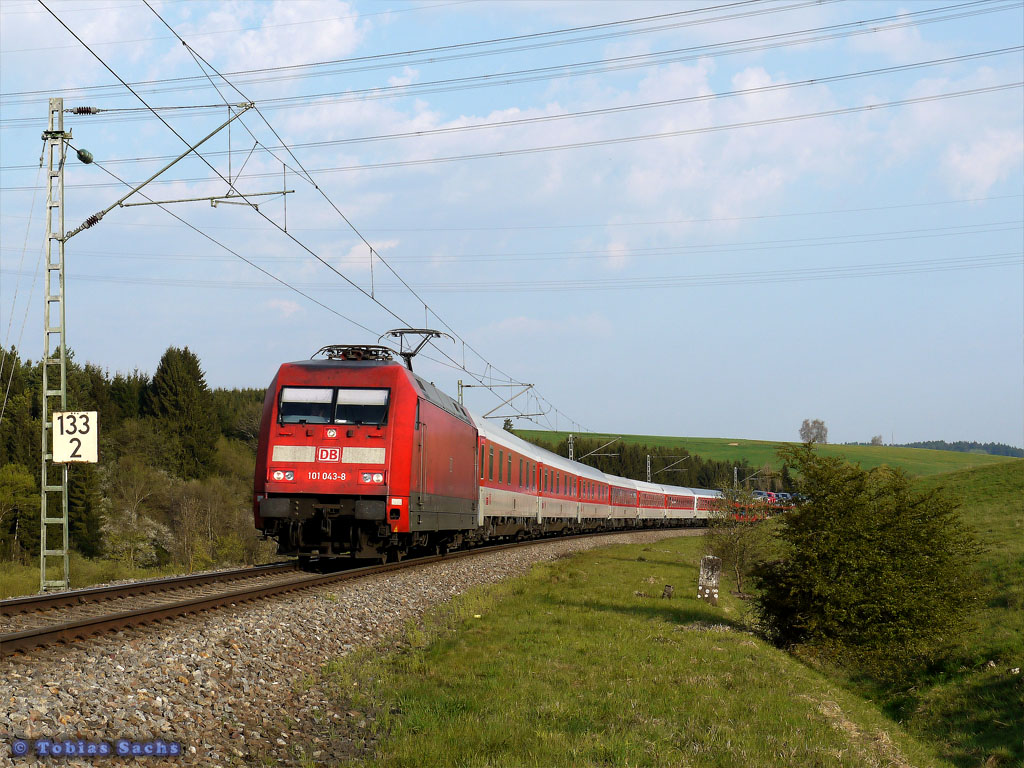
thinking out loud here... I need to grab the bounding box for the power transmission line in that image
[4,81,1018,192]
[4,46,1017,171]
[0,0,813,94]
[1,0,474,51]
[2,0,1017,122]
[4,251,1018,293]
[3,193,1018,233]
[4,220,1017,265]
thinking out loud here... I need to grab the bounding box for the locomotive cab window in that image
[279,387,333,424]
[334,388,389,425]
[279,387,390,425]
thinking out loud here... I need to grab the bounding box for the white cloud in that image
[476,312,612,339]
[387,67,419,88]
[188,0,366,72]
[268,298,302,317]
[943,130,1024,196]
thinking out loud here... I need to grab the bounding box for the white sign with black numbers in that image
[52,411,98,463]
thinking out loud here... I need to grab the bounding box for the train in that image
[253,343,722,564]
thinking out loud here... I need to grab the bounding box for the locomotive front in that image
[253,348,418,562]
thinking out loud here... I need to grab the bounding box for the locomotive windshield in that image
[279,387,333,424]
[335,388,389,425]
[278,387,389,425]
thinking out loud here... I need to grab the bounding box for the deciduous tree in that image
[799,418,828,444]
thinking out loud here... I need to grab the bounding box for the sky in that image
[1,0,1022,447]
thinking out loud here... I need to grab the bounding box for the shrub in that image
[752,444,983,680]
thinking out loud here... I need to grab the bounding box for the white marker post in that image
[52,411,98,464]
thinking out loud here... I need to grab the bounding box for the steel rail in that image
[0,561,297,616]
[0,528,685,657]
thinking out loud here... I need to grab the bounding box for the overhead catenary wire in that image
[32,1,568,427]
[140,0,581,427]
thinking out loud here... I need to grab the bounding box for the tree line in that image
[888,438,1015,456]
[0,346,271,570]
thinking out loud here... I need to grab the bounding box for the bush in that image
[752,444,983,680]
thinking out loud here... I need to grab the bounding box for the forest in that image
[0,345,272,571]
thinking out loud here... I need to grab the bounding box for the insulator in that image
[83,213,102,229]
[76,148,94,164]
[71,106,99,115]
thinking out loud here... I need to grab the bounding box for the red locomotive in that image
[254,342,721,564]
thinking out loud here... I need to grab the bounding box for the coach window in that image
[488,447,494,481]
[518,458,523,488]
[479,445,485,479]
[498,450,504,483]
[508,454,512,485]
[556,473,560,495]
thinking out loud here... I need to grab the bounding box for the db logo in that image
[317,447,341,462]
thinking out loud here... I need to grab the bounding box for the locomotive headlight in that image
[285,471,295,481]
[326,428,337,438]
[272,470,285,481]
[361,472,372,482]
[372,472,384,483]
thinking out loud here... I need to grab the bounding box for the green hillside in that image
[895,460,1024,767]
[515,430,1017,477]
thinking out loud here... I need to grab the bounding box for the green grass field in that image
[319,535,949,768]
[515,430,1017,477]
[301,458,1022,768]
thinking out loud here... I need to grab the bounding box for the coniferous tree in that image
[68,463,104,557]
[147,346,218,479]
[0,463,40,561]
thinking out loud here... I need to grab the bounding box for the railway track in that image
[0,530,667,657]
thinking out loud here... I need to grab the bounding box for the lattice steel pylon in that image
[40,97,70,592]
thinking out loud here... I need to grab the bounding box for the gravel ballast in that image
[0,530,698,767]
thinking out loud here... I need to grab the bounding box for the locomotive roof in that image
[283,358,402,370]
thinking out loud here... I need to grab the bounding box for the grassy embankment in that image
[868,459,1024,767]
[515,430,1017,477]
[306,458,1022,768]
[315,535,949,768]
